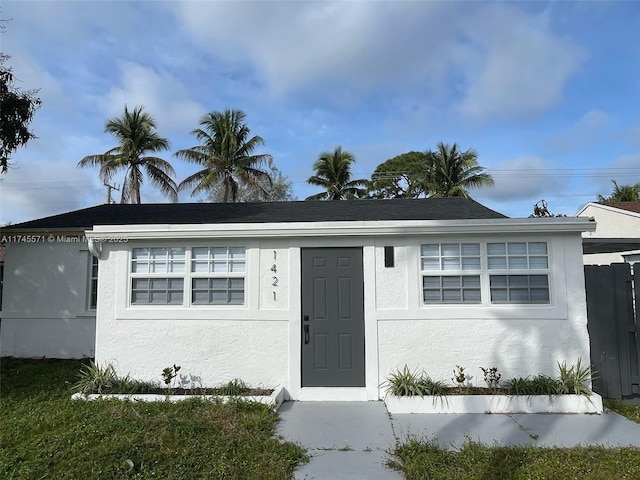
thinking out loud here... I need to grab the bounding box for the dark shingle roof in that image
[2,198,507,231]
[600,202,640,214]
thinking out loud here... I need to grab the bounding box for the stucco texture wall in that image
[1,241,95,358]
[376,234,591,388]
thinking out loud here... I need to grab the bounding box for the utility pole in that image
[104,182,120,204]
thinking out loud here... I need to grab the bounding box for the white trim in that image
[86,217,596,241]
[577,202,640,219]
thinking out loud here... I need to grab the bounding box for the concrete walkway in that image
[276,401,640,480]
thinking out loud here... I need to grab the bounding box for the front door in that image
[301,248,365,387]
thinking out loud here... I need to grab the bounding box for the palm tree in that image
[78,105,177,203]
[426,142,494,198]
[597,180,640,202]
[305,146,367,200]
[175,109,273,202]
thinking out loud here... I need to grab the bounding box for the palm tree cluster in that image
[79,105,495,204]
[78,106,273,204]
[597,180,640,202]
[305,142,493,201]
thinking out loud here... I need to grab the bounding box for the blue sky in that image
[1,0,638,224]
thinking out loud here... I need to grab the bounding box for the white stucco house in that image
[577,202,640,265]
[1,198,597,400]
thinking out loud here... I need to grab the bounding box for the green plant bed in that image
[0,358,306,479]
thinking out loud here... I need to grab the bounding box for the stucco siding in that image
[94,231,591,399]
[579,204,640,265]
[1,241,95,358]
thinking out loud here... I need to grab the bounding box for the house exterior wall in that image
[95,229,591,400]
[0,240,96,358]
[578,204,640,265]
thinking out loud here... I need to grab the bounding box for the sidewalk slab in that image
[277,401,402,480]
[390,412,640,449]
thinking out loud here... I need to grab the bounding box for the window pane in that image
[168,291,183,304]
[192,278,209,289]
[423,277,441,288]
[229,247,245,259]
[508,256,527,269]
[212,247,227,260]
[490,275,507,287]
[210,278,228,289]
[441,244,460,256]
[192,291,209,304]
[192,247,209,260]
[529,257,548,269]
[529,275,549,287]
[461,257,480,270]
[510,289,530,302]
[169,248,185,260]
[528,242,547,255]
[531,288,550,303]
[132,248,149,259]
[230,278,244,289]
[230,261,245,273]
[421,244,439,256]
[150,279,168,289]
[507,243,527,255]
[212,261,227,273]
[168,278,183,290]
[487,243,505,255]
[131,291,148,304]
[442,289,462,302]
[463,289,481,303]
[462,276,480,287]
[461,243,480,256]
[229,291,244,304]
[150,291,168,304]
[150,248,166,260]
[423,290,441,303]
[508,276,529,288]
[488,257,507,270]
[442,258,460,270]
[491,289,508,303]
[192,261,209,273]
[442,276,461,288]
[210,291,227,304]
[421,258,439,271]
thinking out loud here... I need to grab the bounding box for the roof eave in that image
[85,217,596,241]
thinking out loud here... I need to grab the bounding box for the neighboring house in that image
[1,198,596,401]
[577,202,640,265]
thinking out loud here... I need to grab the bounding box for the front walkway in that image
[276,401,640,480]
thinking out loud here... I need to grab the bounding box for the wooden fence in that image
[585,263,640,398]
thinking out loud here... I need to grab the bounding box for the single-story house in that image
[1,198,596,400]
[578,202,640,265]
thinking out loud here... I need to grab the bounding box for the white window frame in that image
[130,247,186,305]
[191,246,246,305]
[420,242,482,304]
[487,241,551,305]
[128,246,247,307]
[87,254,99,310]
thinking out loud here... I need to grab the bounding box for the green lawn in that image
[391,397,640,480]
[0,358,306,480]
[390,439,640,480]
[604,398,640,424]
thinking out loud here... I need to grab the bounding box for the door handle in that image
[304,324,309,344]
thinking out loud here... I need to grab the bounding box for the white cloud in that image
[102,62,206,136]
[171,2,585,121]
[547,110,612,153]
[480,156,566,201]
[453,6,587,121]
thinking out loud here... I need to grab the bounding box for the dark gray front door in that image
[301,248,365,387]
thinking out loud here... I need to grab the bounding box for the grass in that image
[0,358,306,479]
[604,399,640,424]
[391,438,640,480]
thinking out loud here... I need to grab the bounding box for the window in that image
[89,255,98,310]
[488,242,550,304]
[191,247,245,305]
[130,247,185,305]
[421,243,481,304]
[129,246,246,306]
